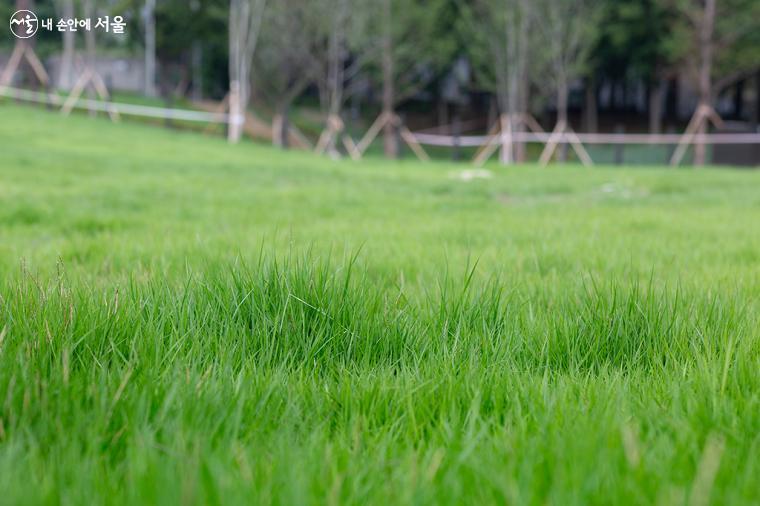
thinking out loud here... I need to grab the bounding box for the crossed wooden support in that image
[1,40,119,122]
[473,113,548,166]
[473,114,595,167]
[0,41,50,91]
[315,114,362,159]
[669,103,723,166]
[537,119,593,167]
[60,64,120,122]
[342,111,430,161]
[199,91,313,149]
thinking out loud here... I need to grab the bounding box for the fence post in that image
[614,124,625,165]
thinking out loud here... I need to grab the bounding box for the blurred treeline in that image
[2,0,759,155]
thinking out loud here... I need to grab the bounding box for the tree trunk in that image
[665,78,678,121]
[499,114,513,164]
[584,77,597,133]
[58,0,75,90]
[515,70,529,163]
[227,0,243,143]
[15,0,33,87]
[753,70,760,131]
[649,79,665,134]
[228,81,242,143]
[513,4,529,164]
[557,83,569,162]
[272,106,289,149]
[191,42,203,101]
[381,0,398,158]
[557,83,569,125]
[16,0,31,16]
[452,107,461,162]
[733,80,744,119]
[694,0,716,166]
[83,0,96,117]
[144,0,157,97]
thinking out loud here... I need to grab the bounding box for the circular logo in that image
[10,10,38,39]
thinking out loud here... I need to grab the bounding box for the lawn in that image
[0,104,758,505]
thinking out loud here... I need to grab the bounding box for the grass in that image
[0,103,759,505]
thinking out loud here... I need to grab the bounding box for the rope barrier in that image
[0,85,235,124]
[2,85,758,149]
[411,130,760,147]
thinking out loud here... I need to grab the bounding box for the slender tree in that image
[367,0,454,158]
[143,0,157,97]
[250,0,318,148]
[310,0,374,155]
[539,0,601,129]
[669,0,760,164]
[460,0,538,163]
[55,0,76,90]
[228,0,267,143]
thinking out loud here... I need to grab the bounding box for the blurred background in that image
[2,0,759,166]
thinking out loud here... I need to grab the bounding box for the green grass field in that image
[0,104,758,505]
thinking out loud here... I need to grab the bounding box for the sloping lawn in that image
[0,104,758,505]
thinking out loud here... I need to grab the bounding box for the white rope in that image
[0,85,233,124]
[2,85,759,147]
[412,131,760,147]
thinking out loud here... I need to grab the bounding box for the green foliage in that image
[457,0,530,96]
[536,0,605,83]
[250,0,318,110]
[363,0,458,104]
[706,0,760,86]
[593,0,679,81]
[668,0,760,90]
[115,0,229,95]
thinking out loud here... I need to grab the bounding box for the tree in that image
[250,0,318,148]
[310,0,375,156]
[228,0,267,143]
[54,0,76,90]
[365,0,455,158]
[669,0,760,165]
[539,0,600,128]
[536,0,601,164]
[143,0,157,97]
[459,0,538,164]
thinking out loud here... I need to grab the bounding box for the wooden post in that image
[0,44,25,88]
[670,104,707,166]
[342,135,362,161]
[565,127,593,167]
[472,121,500,165]
[60,66,119,121]
[61,69,92,115]
[670,103,723,166]
[315,114,344,155]
[227,80,242,144]
[452,110,461,162]
[0,44,50,91]
[398,121,430,162]
[614,124,625,165]
[538,120,565,166]
[356,112,389,156]
[473,133,501,167]
[499,114,513,165]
